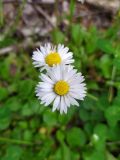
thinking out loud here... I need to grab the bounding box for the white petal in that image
[40,73,54,84]
[41,92,54,101]
[52,96,60,112]
[38,82,53,89]
[67,95,79,106]
[69,91,86,100]
[40,46,47,55]
[59,97,67,114]
[64,95,70,108]
[44,93,56,106]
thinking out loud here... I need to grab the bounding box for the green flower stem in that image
[108,66,116,103]
[0,137,33,146]
[87,93,98,101]
[107,141,120,145]
[0,0,3,26]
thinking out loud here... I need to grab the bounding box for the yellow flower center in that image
[54,80,69,96]
[45,52,61,67]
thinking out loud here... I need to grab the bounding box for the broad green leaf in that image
[29,99,41,114]
[79,108,90,121]
[66,127,87,147]
[62,144,71,160]
[71,151,80,160]
[43,110,58,126]
[105,105,120,126]
[0,107,11,130]
[83,149,106,160]
[23,130,33,141]
[92,124,107,151]
[108,124,120,141]
[5,97,21,111]
[53,144,71,160]
[2,145,23,160]
[17,80,35,99]
[21,103,33,117]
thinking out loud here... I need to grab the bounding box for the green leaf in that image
[0,61,10,80]
[43,110,58,126]
[38,139,53,159]
[23,130,33,141]
[0,37,16,48]
[71,151,80,160]
[21,99,44,117]
[29,118,40,129]
[5,97,22,111]
[84,122,94,137]
[17,80,35,99]
[92,124,107,151]
[85,26,98,54]
[54,143,71,160]
[105,105,120,126]
[2,145,23,160]
[58,107,76,125]
[54,148,62,160]
[83,149,106,160]
[113,58,120,70]
[106,151,117,160]
[62,144,71,160]
[21,103,33,117]
[66,127,86,147]
[52,29,65,44]
[0,107,11,130]
[29,99,41,114]
[68,0,75,22]
[99,55,112,78]
[71,24,83,45]
[0,87,9,101]
[97,39,114,54]
[56,130,65,144]
[79,108,90,121]
[18,121,28,129]
[108,124,120,141]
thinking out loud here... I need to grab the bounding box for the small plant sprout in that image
[32,43,74,71]
[35,65,86,114]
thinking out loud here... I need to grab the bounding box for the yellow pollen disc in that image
[45,52,61,67]
[54,80,69,96]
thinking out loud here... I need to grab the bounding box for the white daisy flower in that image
[32,43,74,70]
[36,65,87,114]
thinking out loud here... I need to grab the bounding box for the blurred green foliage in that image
[0,1,120,160]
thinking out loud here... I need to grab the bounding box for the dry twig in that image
[33,5,56,28]
[0,39,41,55]
[3,0,55,4]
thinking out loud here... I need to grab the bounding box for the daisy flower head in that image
[32,43,74,70]
[36,64,87,114]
